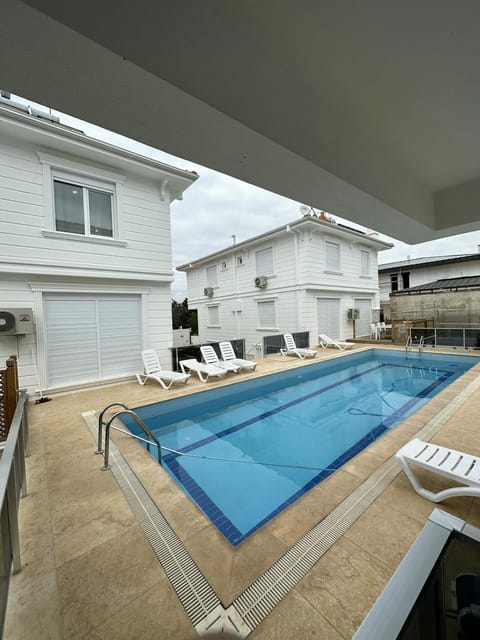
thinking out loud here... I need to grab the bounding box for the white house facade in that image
[379,252,480,321]
[0,100,197,393]
[177,216,392,354]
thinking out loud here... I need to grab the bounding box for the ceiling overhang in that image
[2,1,480,243]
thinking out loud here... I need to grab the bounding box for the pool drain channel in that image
[82,411,221,628]
[231,457,399,630]
[82,370,480,636]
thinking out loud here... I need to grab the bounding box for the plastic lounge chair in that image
[318,333,354,351]
[280,333,317,359]
[136,350,190,389]
[200,345,240,373]
[219,341,257,371]
[179,358,227,383]
[396,438,480,502]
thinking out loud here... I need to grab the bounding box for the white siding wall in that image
[0,275,173,393]
[0,136,173,275]
[186,223,384,350]
[379,259,480,299]
[0,124,188,392]
[410,262,480,286]
[0,276,38,391]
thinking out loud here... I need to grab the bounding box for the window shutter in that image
[325,242,340,271]
[361,250,370,275]
[206,265,217,286]
[208,306,220,325]
[255,248,273,275]
[258,301,276,327]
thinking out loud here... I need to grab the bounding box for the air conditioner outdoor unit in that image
[204,287,214,297]
[347,308,360,320]
[254,275,268,288]
[0,308,34,335]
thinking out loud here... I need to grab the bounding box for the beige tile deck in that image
[5,345,480,639]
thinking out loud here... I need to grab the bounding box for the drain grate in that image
[82,370,480,635]
[232,458,400,630]
[82,411,221,627]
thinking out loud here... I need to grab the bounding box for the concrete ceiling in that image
[2,0,480,243]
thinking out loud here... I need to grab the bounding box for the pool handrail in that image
[98,407,162,470]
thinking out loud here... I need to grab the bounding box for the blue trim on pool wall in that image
[124,349,477,547]
[162,367,453,546]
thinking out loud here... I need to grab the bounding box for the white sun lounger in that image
[280,333,317,359]
[318,333,354,351]
[200,345,240,373]
[136,350,190,389]
[179,358,227,383]
[396,438,480,502]
[219,341,257,371]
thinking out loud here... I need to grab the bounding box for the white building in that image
[0,99,197,393]
[379,252,480,321]
[177,215,392,354]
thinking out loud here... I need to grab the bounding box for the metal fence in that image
[408,327,480,350]
[0,386,28,635]
[263,331,310,356]
[170,338,246,371]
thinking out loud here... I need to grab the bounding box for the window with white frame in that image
[206,265,218,286]
[255,247,273,276]
[53,171,115,238]
[360,250,370,275]
[207,305,220,326]
[325,241,341,272]
[236,254,244,266]
[257,300,276,328]
[221,260,228,271]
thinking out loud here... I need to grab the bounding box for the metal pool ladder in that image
[96,402,162,470]
[406,335,424,358]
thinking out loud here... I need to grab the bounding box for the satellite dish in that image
[299,205,311,216]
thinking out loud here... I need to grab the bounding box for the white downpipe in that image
[286,225,301,331]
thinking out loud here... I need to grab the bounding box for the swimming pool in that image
[127,349,479,546]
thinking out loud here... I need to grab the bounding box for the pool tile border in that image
[159,363,454,545]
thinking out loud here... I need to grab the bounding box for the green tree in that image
[172,298,198,333]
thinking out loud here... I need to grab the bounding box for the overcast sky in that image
[15,95,480,300]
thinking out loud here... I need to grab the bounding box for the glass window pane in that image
[89,189,113,237]
[54,180,85,234]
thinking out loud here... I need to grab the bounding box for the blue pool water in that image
[127,349,479,545]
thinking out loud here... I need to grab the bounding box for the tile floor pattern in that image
[5,346,480,639]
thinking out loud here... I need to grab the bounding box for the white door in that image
[317,298,341,339]
[44,293,142,386]
[354,298,372,338]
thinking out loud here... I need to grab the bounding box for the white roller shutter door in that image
[44,293,142,386]
[317,298,340,339]
[354,298,372,338]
